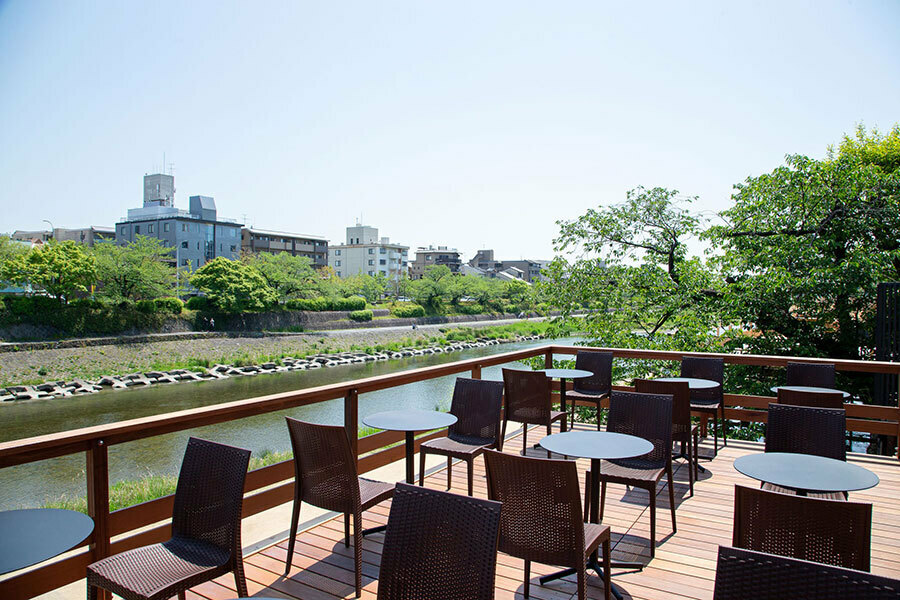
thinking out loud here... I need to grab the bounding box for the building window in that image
[380,248,386,254]
[219,243,222,251]
[230,228,236,237]
[119,226,128,235]
[426,255,432,260]
[182,223,187,232]
[163,223,170,232]
[134,225,140,234]
[335,249,341,256]
[336,271,341,277]
[197,242,200,250]
[379,259,386,265]
[148,224,154,233]
[368,270,374,276]
[368,248,374,254]
[230,245,236,252]
[181,241,188,249]
[368,259,374,265]
[335,260,341,266]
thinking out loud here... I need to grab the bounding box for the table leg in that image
[405,431,415,484]
[560,378,568,432]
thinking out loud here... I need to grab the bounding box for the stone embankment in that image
[0,335,544,402]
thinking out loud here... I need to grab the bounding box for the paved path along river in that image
[0,336,578,509]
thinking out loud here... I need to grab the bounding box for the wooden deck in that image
[185,426,900,600]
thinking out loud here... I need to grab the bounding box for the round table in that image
[0,508,94,575]
[656,377,719,390]
[540,368,594,431]
[734,452,879,496]
[539,431,653,599]
[770,385,851,399]
[363,409,458,484]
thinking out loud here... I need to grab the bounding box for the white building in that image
[328,224,408,282]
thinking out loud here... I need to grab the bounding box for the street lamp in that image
[42,219,54,241]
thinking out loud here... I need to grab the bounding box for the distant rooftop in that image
[244,227,328,242]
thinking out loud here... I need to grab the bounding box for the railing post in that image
[86,439,111,600]
[896,379,900,461]
[345,388,359,459]
[471,364,482,379]
[544,349,553,369]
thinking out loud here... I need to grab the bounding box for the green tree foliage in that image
[189,257,276,313]
[341,273,386,303]
[93,236,176,302]
[4,240,96,303]
[245,252,317,303]
[829,123,900,173]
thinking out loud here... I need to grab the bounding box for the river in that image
[0,336,580,509]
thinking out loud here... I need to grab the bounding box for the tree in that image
[245,252,317,303]
[5,240,96,303]
[93,236,176,302]
[829,123,900,173]
[402,265,452,314]
[189,257,276,313]
[341,273,386,303]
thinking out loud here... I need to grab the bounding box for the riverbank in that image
[0,319,552,392]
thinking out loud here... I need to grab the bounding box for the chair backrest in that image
[680,355,724,403]
[378,482,501,600]
[733,485,872,571]
[502,368,552,424]
[713,545,900,600]
[634,378,691,434]
[285,417,360,513]
[607,390,673,469]
[573,351,613,395]
[777,387,844,410]
[171,437,251,555]
[765,403,846,461]
[448,377,505,446]
[483,449,585,568]
[786,361,836,389]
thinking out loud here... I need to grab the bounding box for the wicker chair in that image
[501,368,566,457]
[419,377,504,496]
[786,361,837,389]
[681,356,726,456]
[596,390,674,558]
[635,378,698,495]
[483,449,611,600]
[765,403,847,500]
[284,418,394,597]
[565,351,613,430]
[86,437,251,600]
[733,485,872,571]
[713,546,900,600]
[777,387,844,410]
[377,483,502,600]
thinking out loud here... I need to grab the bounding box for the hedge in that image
[185,296,211,311]
[285,296,366,312]
[455,303,484,315]
[154,297,184,314]
[348,309,373,322]
[333,296,366,311]
[391,303,426,318]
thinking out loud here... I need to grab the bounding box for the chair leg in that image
[419,449,427,486]
[467,458,474,496]
[87,583,98,600]
[584,471,591,522]
[179,592,186,600]
[500,417,508,451]
[523,559,531,598]
[713,411,719,456]
[649,485,657,558]
[546,422,553,458]
[353,510,362,597]
[599,479,607,520]
[721,402,728,446]
[576,559,586,600]
[284,491,302,574]
[447,456,453,490]
[693,430,700,481]
[233,552,249,599]
[344,512,350,548]
[667,466,677,534]
[522,423,528,455]
[603,537,612,600]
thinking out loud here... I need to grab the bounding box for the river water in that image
[0,336,580,509]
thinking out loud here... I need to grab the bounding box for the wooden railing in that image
[2,343,900,599]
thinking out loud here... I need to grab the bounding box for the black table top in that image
[0,508,94,575]
[539,431,653,461]
[362,409,457,433]
[540,368,594,379]
[734,452,879,493]
[656,377,720,390]
[770,385,851,399]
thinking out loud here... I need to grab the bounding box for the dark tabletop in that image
[540,368,594,379]
[362,409,457,433]
[0,508,94,575]
[734,452,879,493]
[540,431,653,461]
[656,377,720,390]
[770,385,851,399]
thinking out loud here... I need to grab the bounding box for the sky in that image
[0,1,898,262]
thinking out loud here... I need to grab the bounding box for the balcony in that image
[2,345,899,599]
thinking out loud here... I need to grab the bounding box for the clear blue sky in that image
[1,1,898,261]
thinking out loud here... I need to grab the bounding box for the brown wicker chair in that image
[284,418,394,597]
[86,437,251,600]
[377,482,502,600]
[681,356,726,456]
[764,403,847,499]
[713,545,900,600]
[786,361,837,389]
[483,449,611,600]
[733,485,872,571]
[777,387,844,410]
[565,351,613,430]
[419,377,504,495]
[501,368,566,457]
[634,378,698,495]
[596,390,674,558]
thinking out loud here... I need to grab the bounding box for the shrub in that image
[5,296,60,316]
[286,297,332,311]
[154,297,184,315]
[135,299,157,314]
[334,296,366,311]
[455,303,484,315]
[70,298,104,310]
[391,303,426,318]
[348,309,373,322]
[185,296,211,311]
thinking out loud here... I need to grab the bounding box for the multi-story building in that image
[466,250,548,283]
[11,226,114,247]
[327,224,408,282]
[241,228,328,268]
[408,245,462,279]
[115,173,241,269]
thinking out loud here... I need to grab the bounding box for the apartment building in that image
[241,228,328,268]
[408,245,462,279]
[328,224,408,282]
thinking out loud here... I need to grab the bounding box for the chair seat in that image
[584,522,611,555]
[566,389,609,401]
[420,436,490,458]
[550,409,566,422]
[673,423,699,436]
[691,401,721,410]
[599,460,665,484]
[761,482,846,501]
[359,477,395,510]
[87,537,230,600]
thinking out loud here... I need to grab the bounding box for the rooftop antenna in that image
[241,213,248,225]
[162,152,165,175]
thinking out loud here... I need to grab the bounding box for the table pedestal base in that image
[362,524,387,536]
[539,557,643,600]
